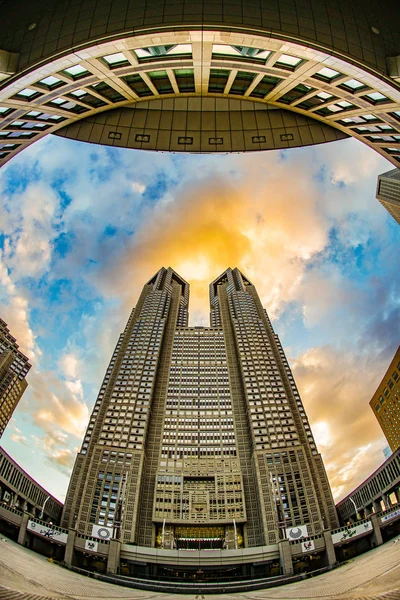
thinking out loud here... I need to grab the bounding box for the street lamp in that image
[348,496,358,521]
[39,496,50,520]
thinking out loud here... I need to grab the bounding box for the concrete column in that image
[17,512,30,546]
[373,499,382,514]
[370,514,383,547]
[323,530,337,567]
[278,539,293,576]
[64,528,77,568]
[107,538,121,575]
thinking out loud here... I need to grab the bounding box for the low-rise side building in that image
[369,347,400,453]
[0,446,63,523]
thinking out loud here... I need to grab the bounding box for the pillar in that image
[17,511,30,546]
[278,539,293,576]
[107,538,121,575]
[373,499,382,514]
[64,528,77,568]
[370,514,383,547]
[323,530,337,568]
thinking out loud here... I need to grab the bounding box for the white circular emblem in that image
[97,527,111,539]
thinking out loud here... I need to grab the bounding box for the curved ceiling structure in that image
[0,0,399,164]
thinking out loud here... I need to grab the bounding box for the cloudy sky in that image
[0,133,399,504]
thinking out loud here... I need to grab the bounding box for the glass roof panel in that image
[316,91,333,100]
[212,45,243,56]
[103,52,128,65]
[343,78,364,89]
[39,76,62,86]
[18,88,37,97]
[315,67,340,79]
[63,65,88,76]
[276,54,302,66]
[167,44,192,55]
[337,100,354,108]
[366,92,388,101]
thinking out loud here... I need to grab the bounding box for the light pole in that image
[348,496,358,521]
[39,496,50,520]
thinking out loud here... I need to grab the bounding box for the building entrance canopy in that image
[0,0,399,165]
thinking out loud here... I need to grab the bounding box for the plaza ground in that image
[0,535,400,600]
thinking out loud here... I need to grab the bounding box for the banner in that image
[381,509,400,524]
[301,539,315,553]
[85,539,99,552]
[27,520,68,544]
[285,525,308,540]
[332,521,372,545]
[91,524,113,540]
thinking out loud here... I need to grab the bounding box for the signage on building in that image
[301,539,315,553]
[27,520,68,544]
[91,524,113,540]
[84,539,99,552]
[285,525,308,540]
[381,509,400,524]
[332,521,373,545]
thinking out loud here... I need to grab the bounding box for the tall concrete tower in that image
[62,267,338,550]
[0,319,31,437]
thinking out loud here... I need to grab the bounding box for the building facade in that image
[336,446,400,524]
[62,267,338,551]
[370,346,400,453]
[376,169,400,225]
[0,446,62,523]
[0,319,31,437]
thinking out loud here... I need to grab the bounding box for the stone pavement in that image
[0,536,399,600]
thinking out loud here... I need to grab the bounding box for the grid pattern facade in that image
[63,267,338,548]
[0,446,62,521]
[336,447,400,522]
[0,319,31,437]
[376,168,400,224]
[0,0,399,164]
[370,347,400,453]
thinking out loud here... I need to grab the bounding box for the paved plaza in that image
[0,537,400,600]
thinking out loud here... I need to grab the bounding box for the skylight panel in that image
[365,91,389,103]
[337,100,354,108]
[212,45,243,56]
[17,88,37,97]
[39,76,63,87]
[62,64,89,78]
[343,78,364,89]
[316,91,333,100]
[102,52,128,66]
[314,67,341,80]
[277,54,302,66]
[167,44,192,55]
[327,104,342,112]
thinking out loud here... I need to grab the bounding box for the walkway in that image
[0,536,399,599]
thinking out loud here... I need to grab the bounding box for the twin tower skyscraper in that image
[62,267,338,549]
